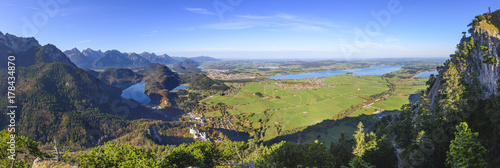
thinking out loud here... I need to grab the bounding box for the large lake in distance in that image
[413,71,438,78]
[121,83,189,104]
[268,65,404,80]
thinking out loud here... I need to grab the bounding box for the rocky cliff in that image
[399,10,500,167]
[0,31,75,68]
[64,48,95,69]
[464,27,500,97]
[427,11,500,105]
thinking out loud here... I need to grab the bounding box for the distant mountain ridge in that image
[64,48,220,69]
[64,48,94,69]
[172,58,202,74]
[172,56,221,62]
[139,52,178,65]
[0,32,169,148]
[0,31,76,68]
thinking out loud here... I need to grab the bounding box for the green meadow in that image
[201,71,429,141]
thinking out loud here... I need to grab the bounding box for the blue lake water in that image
[121,83,151,104]
[268,65,404,80]
[414,71,438,78]
[172,85,189,91]
[121,83,190,104]
[257,66,280,69]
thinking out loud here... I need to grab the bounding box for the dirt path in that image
[282,95,302,131]
[326,133,338,140]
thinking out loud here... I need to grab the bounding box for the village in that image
[203,69,256,80]
[185,112,242,143]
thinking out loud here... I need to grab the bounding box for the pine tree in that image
[330,132,354,167]
[439,61,466,124]
[414,93,433,134]
[342,156,375,168]
[446,122,487,168]
[353,122,377,158]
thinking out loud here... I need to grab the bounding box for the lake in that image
[257,66,280,69]
[121,83,151,104]
[121,83,190,104]
[268,65,404,80]
[414,71,438,78]
[172,85,189,91]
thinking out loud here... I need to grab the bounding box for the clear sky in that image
[0,0,498,59]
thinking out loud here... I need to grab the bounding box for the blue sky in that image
[0,0,498,59]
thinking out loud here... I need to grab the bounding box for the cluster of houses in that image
[264,83,335,91]
[204,69,256,80]
[185,112,208,125]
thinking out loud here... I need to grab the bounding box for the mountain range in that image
[63,48,220,70]
[0,32,75,68]
[172,58,202,74]
[172,56,221,62]
[0,32,172,148]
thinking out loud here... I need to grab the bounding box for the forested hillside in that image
[391,10,500,167]
[0,33,169,150]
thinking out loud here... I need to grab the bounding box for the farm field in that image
[200,71,428,141]
[300,71,428,145]
[350,76,428,116]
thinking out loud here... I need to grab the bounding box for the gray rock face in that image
[464,27,500,97]
[0,31,4,41]
[82,48,103,59]
[0,31,40,53]
[64,48,98,69]
[0,31,75,68]
[426,26,500,109]
[64,47,80,56]
[139,52,157,60]
[32,157,43,168]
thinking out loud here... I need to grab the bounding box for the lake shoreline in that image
[268,65,404,80]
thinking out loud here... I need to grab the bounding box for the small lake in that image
[414,71,438,78]
[268,65,404,80]
[121,83,151,104]
[172,85,189,91]
[121,83,190,104]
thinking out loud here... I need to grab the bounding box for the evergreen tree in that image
[364,135,397,168]
[491,80,500,139]
[255,141,335,167]
[446,122,487,168]
[353,122,377,158]
[414,93,434,134]
[161,141,221,168]
[439,61,467,125]
[330,132,354,167]
[342,156,375,168]
[0,130,50,168]
[77,142,161,168]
